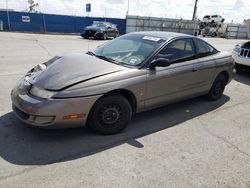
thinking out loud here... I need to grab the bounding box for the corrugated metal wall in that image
[0,11,126,34]
[226,23,249,39]
[0,19,3,31]
[1,11,249,39]
[126,15,197,35]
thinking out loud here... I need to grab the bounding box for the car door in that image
[192,38,217,93]
[145,38,202,109]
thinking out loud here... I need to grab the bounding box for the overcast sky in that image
[0,0,249,23]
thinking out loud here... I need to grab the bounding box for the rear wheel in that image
[114,32,119,38]
[206,74,227,101]
[88,94,132,134]
[212,32,216,37]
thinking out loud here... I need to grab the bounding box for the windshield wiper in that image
[87,51,120,65]
[86,51,96,56]
[95,55,116,63]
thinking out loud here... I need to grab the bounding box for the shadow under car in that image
[0,95,230,166]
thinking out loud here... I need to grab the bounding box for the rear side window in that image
[194,39,218,58]
[158,38,195,63]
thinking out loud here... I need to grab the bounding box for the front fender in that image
[53,69,147,111]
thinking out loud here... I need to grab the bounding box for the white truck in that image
[202,22,227,37]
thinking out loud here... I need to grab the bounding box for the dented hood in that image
[30,53,127,90]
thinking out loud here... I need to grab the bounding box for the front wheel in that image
[88,94,132,134]
[103,33,107,40]
[206,74,227,101]
[235,63,242,72]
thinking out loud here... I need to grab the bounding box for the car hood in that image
[30,53,128,90]
[241,41,250,49]
[84,26,104,31]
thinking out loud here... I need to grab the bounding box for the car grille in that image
[13,105,29,120]
[85,30,96,37]
[239,48,250,58]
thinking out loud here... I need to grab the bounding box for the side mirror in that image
[149,58,171,69]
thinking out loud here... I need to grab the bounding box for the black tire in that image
[114,32,119,38]
[212,32,216,37]
[103,33,107,40]
[206,74,227,101]
[88,94,132,134]
[235,63,242,72]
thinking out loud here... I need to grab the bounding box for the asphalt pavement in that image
[0,32,250,188]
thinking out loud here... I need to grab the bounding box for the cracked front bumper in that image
[11,86,101,129]
[81,30,104,39]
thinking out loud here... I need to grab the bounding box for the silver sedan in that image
[11,32,235,134]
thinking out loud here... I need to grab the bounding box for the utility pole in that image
[104,8,107,22]
[192,0,198,20]
[126,0,129,16]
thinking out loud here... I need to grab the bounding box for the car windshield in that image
[91,34,166,67]
[91,22,108,27]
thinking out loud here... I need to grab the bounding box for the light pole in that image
[6,0,11,30]
[126,0,129,16]
[192,0,198,21]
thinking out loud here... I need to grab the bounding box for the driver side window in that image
[158,38,195,63]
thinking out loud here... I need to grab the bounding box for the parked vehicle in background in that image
[211,15,225,23]
[11,32,235,134]
[202,15,224,24]
[202,23,227,37]
[200,14,226,38]
[203,15,211,23]
[232,41,250,71]
[81,21,119,40]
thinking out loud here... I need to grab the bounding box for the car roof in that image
[128,31,194,40]
[93,21,111,24]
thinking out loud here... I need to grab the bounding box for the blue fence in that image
[0,11,126,34]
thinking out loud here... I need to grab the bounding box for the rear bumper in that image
[11,89,101,129]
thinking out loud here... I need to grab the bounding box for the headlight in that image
[30,85,57,99]
[233,45,241,54]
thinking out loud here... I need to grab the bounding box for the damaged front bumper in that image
[11,84,101,128]
[81,30,105,39]
[10,67,101,129]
